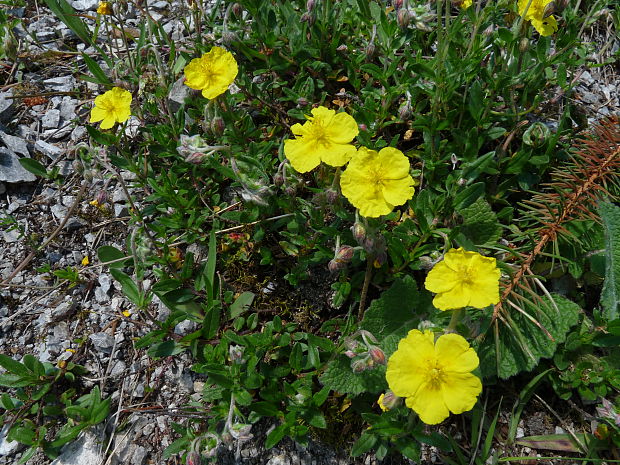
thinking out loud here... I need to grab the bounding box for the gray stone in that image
[109,360,126,378]
[89,332,115,352]
[114,204,129,217]
[36,29,57,41]
[59,97,77,122]
[0,149,37,183]
[112,188,128,203]
[42,109,61,129]
[0,425,21,456]
[51,203,69,220]
[167,77,191,113]
[95,274,112,302]
[68,0,98,10]
[131,445,148,465]
[173,319,196,335]
[0,91,14,124]
[50,429,104,465]
[0,131,29,157]
[43,76,75,93]
[0,182,5,194]
[1,228,20,244]
[71,126,87,142]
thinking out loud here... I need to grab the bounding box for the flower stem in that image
[357,254,374,321]
[446,308,464,333]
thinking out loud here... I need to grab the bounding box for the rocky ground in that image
[0,0,618,464]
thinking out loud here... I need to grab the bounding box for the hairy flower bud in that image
[344,350,356,358]
[297,97,309,106]
[519,37,529,53]
[186,452,201,465]
[365,42,376,59]
[351,221,367,247]
[211,116,225,136]
[229,345,244,363]
[185,152,207,164]
[523,121,551,147]
[398,100,412,120]
[222,31,238,46]
[397,8,410,28]
[378,390,401,411]
[300,12,315,25]
[393,0,403,9]
[350,357,368,373]
[306,0,315,12]
[368,346,386,365]
[231,2,243,17]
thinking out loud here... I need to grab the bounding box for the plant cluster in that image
[2,0,620,462]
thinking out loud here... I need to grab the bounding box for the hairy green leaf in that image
[458,198,501,247]
[599,201,620,320]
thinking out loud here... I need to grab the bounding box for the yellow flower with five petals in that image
[96,1,113,15]
[89,87,132,130]
[340,146,414,218]
[284,106,358,173]
[386,329,482,425]
[518,0,558,36]
[424,247,500,311]
[184,46,238,99]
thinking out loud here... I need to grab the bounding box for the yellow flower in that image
[284,106,358,173]
[378,393,388,412]
[460,0,473,8]
[96,1,113,14]
[184,46,238,99]
[386,329,482,425]
[424,247,500,311]
[340,146,414,218]
[81,256,90,266]
[518,0,558,36]
[89,87,132,130]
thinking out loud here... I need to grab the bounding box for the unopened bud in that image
[297,97,309,106]
[325,189,340,204]
[418,255,434,270]
[398,101,412,120]
[393,0,403,9]
[211,116,225,136]
[365,42,376,59]
[397,8,410,28]
[300,12,315,25]
[231,3,242,17]
[351,221,367,247]
[519,37,529,53]
[523,121,550,147]
[344,350,356,358]
[185,152,206,164]
[350,357,367,373]
[336,44,348,52]
[358,123,367,131]
[306,0,315,11]
[368,346,386,365]
[186,451,201,465]
[344,338,361,351]
[222,31,238,46]
[95,190,109,205]
[231,423,253,440]
[274,172,284,186]
[378,390,401,411]
[373,250,387,268]
[483,24,495,36]
[229,345,244,363]
[284,185,297,197]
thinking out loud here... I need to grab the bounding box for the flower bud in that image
[365,42,376,59]
[300,12,315,25]
[393,0,403,9]
[284,185,297,197]
[397,8,410,28]
[351,221,367,247]
[358,123,367,131]
[398,100,412,120]
[186,452,201,465]
[231,423,253,440]
[297,97,309,106]
[95,190,109,205]
[519,37,529,53]
[368,346,386,365]
[222,31,238,46]
[306,0,315,12]
[378,390,401,411]
[229,344,244,363]
[336,44,348,52]
[335,245,355,263]
[325,188,339,204]
[344,338,361,351]
[273,172,285,186]
[344,350,356,358]
[483,24,495,36]
[350,357,367,373]
[211,116,225,136]
[231,3,243,17]
[185,152,206,164]
[523,121,550,147]
[373,250,387,268]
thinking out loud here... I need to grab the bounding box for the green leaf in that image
[477,294,580,379]
[148,340,185,359]
[18,158,47,178]
[41,0,93,46]
[97,245,130,268]
[458,198,501,247]
[453,182,485,210]
[289,342,303,371]
[110,269,141,305]
[361,275,420,340]
[229,291,255,319]
[0,354,30,376]
[319,354,388,395]
[516,434,595,453]
[599,201,620,320]
[81,53,112,85]
[351,432,378,457]
[250,401,280,417]
[0,374,36,387]
[265,423,288,449]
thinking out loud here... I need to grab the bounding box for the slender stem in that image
[446,308,465,332]
[357,254,374,321]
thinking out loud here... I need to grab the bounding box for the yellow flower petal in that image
[435,333,480,373]
[184,46,238,99]
[325,111,360,143]
[531,15,558,36]
[440,372,482,415]
[406,383,451,425]
[424,248,501,310]
[387,332,482,425]
[340,146,414,218]
[284,138,322,173]
[89,87,132,129]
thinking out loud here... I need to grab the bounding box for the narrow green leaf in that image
[265,423,288,449]
[18,158,47,178]
[0,354,30,376]
[351,433,378,457]
[110,269,141,305]
[599,201,620,320]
